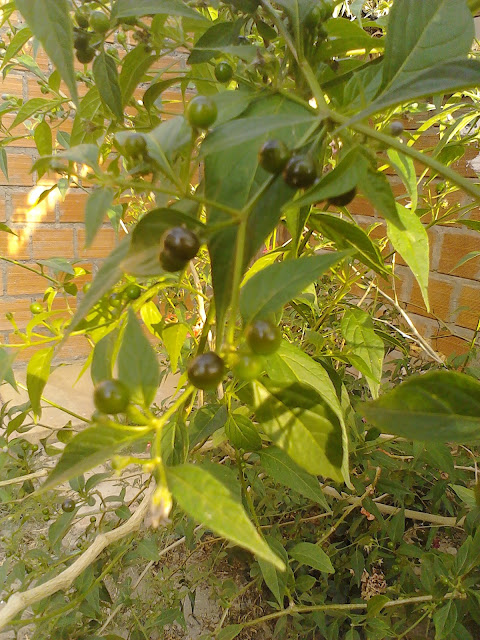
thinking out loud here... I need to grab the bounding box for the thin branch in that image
[0,484,155,630]
[0,470,48,488]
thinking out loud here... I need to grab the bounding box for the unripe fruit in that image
[62,498,76,513]
[328,187,357,207]
[30,302,43,315]
[186,95,218,129]
[246,320,282,355]
[90,10,110,34]
[76,47,96,64]
[283,154,317,189]
[188,352,225,390]
[390,120,404,137]
[232,352,263,381]
[215,61,233,83]
[258,139,290,174]
[93,379,130,414]
[162,227,200,261]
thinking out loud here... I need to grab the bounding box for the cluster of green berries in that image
[258,139,357,205]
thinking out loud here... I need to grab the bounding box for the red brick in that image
[433,333,470,357]
[58,192,87,223]
[1,75,23,99]
[0,299,32,331]
[11,189,56,223]
[31,228,74,259]
[0,195,6,222]
[6,263,48,295]
[456,283,480,330]
[0,155,34,186]
[76,228,116,259]
[0,227,31,259]
[437,231,480,279]
[406,274,454,321]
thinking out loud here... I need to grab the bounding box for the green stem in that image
[242,592,462,630]
[0,256,61,285]
[224,215,248,348]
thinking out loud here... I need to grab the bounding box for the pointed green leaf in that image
[360,371,480,442]
[309,214,389,277]
[27,347,54,419]
[68,239,129,334]
[119,44,156,106]
[387,204,429,310]
[1,27,32,69]
[112,0,208,22]
[240,252,349,324]
[382,0,473,93]
[360,167,403,227]
[85,187,115,248]
[263,341,350,486]
[387,150,417,211]
[91,331,118,386]
[258,536,289,606]
[189,404,228,449]
[252,380,343,481]
[16,0,78,105]
[291,148,366,210]
[217,625,244,640]
[11,97,57,129]
[93,52,123,120]
[225,413,262,451]
[341,307,384,399]
[167,464,284,569]
[162,323,188,373]
[289,542,334,573]
[42,422,150,491]
[258,446,328,509]
[34,120,52,157]
[0,347,17,391]
[118,309,160,408]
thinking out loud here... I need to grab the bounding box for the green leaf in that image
[167,464,284,569]
[367,595,390,618]
[201,113,317,157]
[240,252,349,325]
[387,150,417,211]
[387,204,429,310]
[360,371,480,442]
[48,511,76,550]
[34,120,52,157]
[356,59,480,122]
[11,97,57,129]
[16,0,78,105]
[450,484,477,510]
[60,144,100,173]
[119,44,156,106]
[188,21,241,65]
[42,422,150,491]
[125,207,204,276]
[85,187,115,248]
[0,347,17,391]
[217,625,244,640]
[189,404,228,449]
[225,413,262,451]
[162,323,188,373]
[118,309,160,409]
[309,214,388,277]
[452,250,480,272]
[381,0,473,93]
[341,307,384,399]
[140,301,162,337]
[291,148,366,210]
[68,239,129,334]
[206,95,314,330]
[252,380,343,481]
[289,542,334,573]
[0,223,16,236]
[263,341,350,487]
[91,331,118,386]
[112,0,208,22]
[93,52,123,120]
[27,347,54,419]
[258,446,328,509]
[36,257,74,275]
[258,536,289,606]
[360,167,403,227]
[433,601,458,640]
[0,26,32,69]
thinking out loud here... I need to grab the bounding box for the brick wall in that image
[0,24,478,363]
